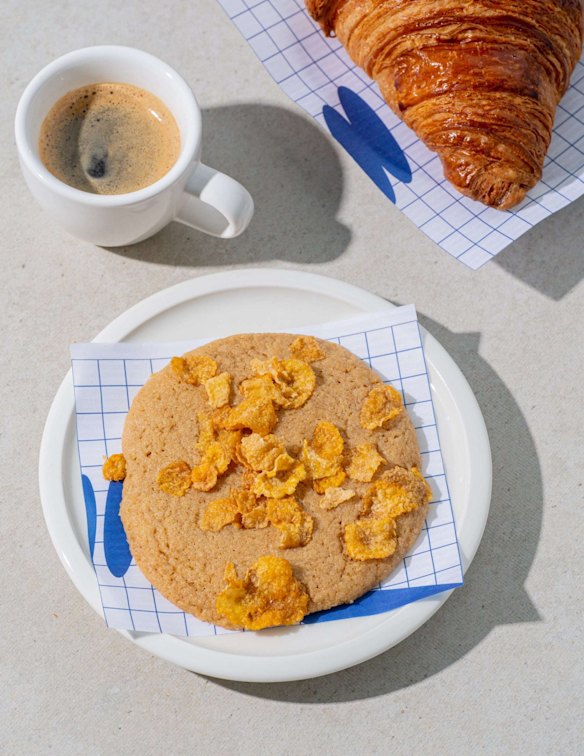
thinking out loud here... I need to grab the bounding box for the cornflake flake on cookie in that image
[361,466,430,518]
[360,384,404,430]
[216,555,310,630]
[195,411,216,451]
[344,466,431,561]
[345,517,398,560]
[290,335,325,362]
[239,374,284,406]
[237,433,293,474]
[319,486,355,510]
[199,487,268,532]
[251,357,316,409]
[196,411,241,466]
[253,460,307,499]
[222,397,278,436]
[199,496,239,532]
[171,354,217,385]
[204,372,232,408]
[313,469,346,493]
[266,496,314,548]
[302,420,344,481]
[191,438,233,492]
[216,429,241,464]
[233,488,269,529]
[347,443,386,482]
[157,460,192,496]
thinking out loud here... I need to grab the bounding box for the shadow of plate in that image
[207,314,542,701]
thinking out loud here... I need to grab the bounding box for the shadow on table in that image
[108,103,350,267]
[208,315,543,702]
[494,193,584,301]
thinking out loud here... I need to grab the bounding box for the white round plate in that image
[39,268,491,683]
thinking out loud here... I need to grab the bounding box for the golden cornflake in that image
[302,421,344,480]
[274,359,316,409]
[267,496,314,548]
[312,421,344,459]
[251,357,316,409]
[249,358,272,376]
[253,461,306,499]
[302,442,338,480]
[204,441,231,474]
[239,374,284,406]
[204,372,232,409]
[216,429,241,464]
[231,488,269,529]
[240,507,267,530]
[238,433,283,471]
[319,487,356,510]
[191,461,218,492]
[216,555,310,630]
[290,335,325,362]
[191,439,232,492]
[344,466,430,561]
[196,413,240,467]
[345,517,397,560]
[239,502,269,529]
[102,453,126,482]
[239,467,256,490]
[346,443,386,483]
[200,488,268,531]
[222,398,277,437]
[270,452,298,477]
[199,497,239,532]
[196,411,216,452]
[361,466,430,519]
[360,384,404,430]
[412,465,434,502]
[157,460,192,497]
[313,469,346,493]
[209,407,232,437]
[171,354,217,385]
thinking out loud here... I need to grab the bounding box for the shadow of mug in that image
[207,314,543,701]
[108,103,350,267]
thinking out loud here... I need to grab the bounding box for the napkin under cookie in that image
[70,305,462,636]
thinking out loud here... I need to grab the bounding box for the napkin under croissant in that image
[306,0,584,210]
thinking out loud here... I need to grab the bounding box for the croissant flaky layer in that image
[306,0,584,209]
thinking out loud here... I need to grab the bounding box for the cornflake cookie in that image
[120,333,431,630]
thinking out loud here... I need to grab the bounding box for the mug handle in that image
[175,163,254,238]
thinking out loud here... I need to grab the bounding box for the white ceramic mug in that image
[14,45,254,246]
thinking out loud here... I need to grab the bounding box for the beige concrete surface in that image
[1,1,583,753]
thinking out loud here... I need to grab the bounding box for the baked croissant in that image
[306,0,584,209]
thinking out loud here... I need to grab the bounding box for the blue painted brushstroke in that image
[323,86,412,204]
[303,583,462,624]
[103,481,132,578]
[81,474,96,561]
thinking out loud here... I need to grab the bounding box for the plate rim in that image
[39,268,492,682]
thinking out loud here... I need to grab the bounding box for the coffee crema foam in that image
[39,82,181,195]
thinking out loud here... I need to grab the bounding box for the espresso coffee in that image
[39,82,181,194]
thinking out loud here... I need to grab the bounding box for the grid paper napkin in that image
[71,305,462,636]
[217,0,584,269]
